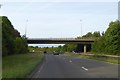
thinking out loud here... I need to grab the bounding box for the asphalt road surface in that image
[28,53,119,78]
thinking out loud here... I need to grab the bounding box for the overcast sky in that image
[0,0,119,47]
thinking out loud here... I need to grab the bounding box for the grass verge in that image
[2,52,45,78]
[64,52,120,64]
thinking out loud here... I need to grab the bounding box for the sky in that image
[0,0,119,47]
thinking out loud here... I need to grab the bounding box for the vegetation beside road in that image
[62,21,120,64]
[92,21,120,55]
[59,20,120,56]
[1,16,28,56]
[64,52,120,64]
[2,53,44,78]
[28,45,64,53]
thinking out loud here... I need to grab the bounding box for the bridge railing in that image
[27,38,75,40]
[27,38,96,41]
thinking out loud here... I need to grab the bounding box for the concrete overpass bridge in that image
[27,38,95,53]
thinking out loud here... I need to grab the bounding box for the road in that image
[28,53,119,78]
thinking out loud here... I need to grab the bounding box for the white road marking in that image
[38,63,44,72]
[35,61,45,78]
[69,60,72,62]
[82,66,88,71]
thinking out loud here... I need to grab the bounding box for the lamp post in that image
[80,19,82,37]
[0,4,3,9]
[0,4,2,8]
[25,19,28,38]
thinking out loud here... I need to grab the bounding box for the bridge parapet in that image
[27,38,75,40]
[27,38,95,41]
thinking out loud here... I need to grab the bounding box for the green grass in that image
[64,52,120,64]
[2,52,45,78]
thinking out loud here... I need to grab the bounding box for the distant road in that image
[28,53,119,78]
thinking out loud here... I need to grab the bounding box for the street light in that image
[0,4,3,8]
[25,19,28,38]
[0,4,1,8]
[80,19,82,37]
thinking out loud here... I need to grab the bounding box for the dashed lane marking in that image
[69,60,72,62]
[82,66,88,71]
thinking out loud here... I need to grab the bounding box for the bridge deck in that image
[27,38,95,44]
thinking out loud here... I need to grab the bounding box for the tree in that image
[104,20,120,54]
[14,37,28,54]
[2,16,28,56]
[35,46,38,48]
[85,32,93,37]
[102,31,105,36]
[2,16,17,56]
[93,31,101,37]
[62,45,68,52]
[92,20,120,55]
[57,45,62,51]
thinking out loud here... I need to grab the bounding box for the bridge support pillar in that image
[84,45,86,54]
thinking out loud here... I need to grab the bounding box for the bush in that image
[92,21,120,55]
[14,37,28,54]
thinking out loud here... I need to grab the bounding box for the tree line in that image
[54,20,120,55]
[1,16,28,56]
[92,20,120,55]
[58,31,102,53]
